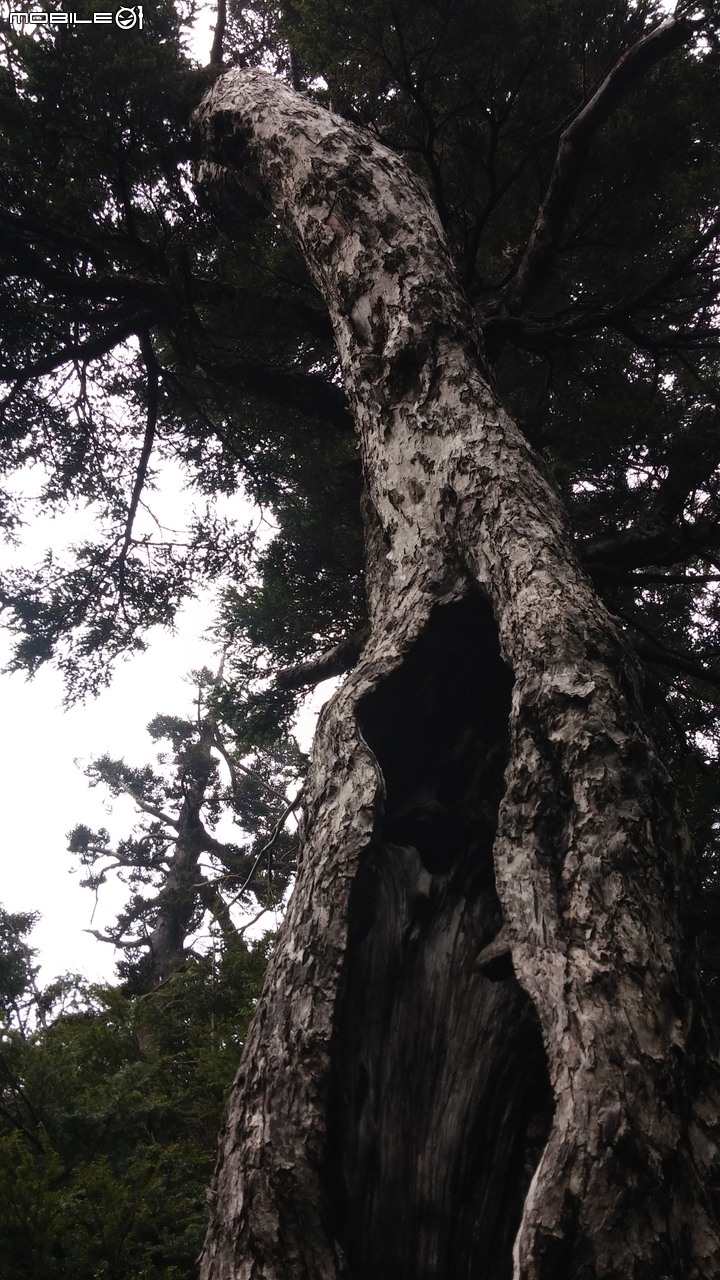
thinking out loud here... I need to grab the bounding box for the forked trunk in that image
[194,70,720,1279]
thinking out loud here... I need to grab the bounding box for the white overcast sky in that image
[0,450,250,985]
[0,597,221,984]
[0,9,327,990]
[0,498,327,986]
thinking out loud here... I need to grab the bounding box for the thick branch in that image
[2,226,335,344]
[0,317,144,393]
[196,354,353,432]
[635,638,720,692]
[582,514,720,574]
[274,625,369,691]
[84,928,149,948]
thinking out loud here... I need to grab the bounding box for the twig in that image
[224,790,303,911]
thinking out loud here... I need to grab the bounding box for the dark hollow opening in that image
[325,592,553,1280]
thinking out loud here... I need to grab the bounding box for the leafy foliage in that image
[0,909,270,1280]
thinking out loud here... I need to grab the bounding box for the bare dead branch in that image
[224,789,302,911]
[116,329,159,607]
[237,905,273,936]
[84,928,149,948]
[210,725,289,805]
[497,14,697,317]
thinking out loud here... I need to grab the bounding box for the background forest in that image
[2,0,720,1273]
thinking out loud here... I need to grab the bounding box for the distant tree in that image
[67,669,302,992]
[0,907,44,1035]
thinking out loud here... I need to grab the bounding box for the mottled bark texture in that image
[194,70,720,1280]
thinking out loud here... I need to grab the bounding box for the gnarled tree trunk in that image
[194,69,720,1280]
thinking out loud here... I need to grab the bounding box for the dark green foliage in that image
[0,4,356,696]
[0,4,215,691]
[0,910,270,1279]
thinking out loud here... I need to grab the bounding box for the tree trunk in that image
[194,70,720,1280]
[145,723,220,991]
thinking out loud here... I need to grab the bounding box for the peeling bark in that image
[194,70,720,1280]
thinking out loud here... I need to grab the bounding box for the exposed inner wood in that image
[327,595,552,1279]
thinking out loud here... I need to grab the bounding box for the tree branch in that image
[197,877,237,941]
[484,206,720,350]
[210,0,226,67]
[274,625,369,691]
[614,609,720,693]
[582,514,720,575]
[120,784,179,830]
[628,571,720,586]
[236,904,273,936]
[210,726,289,805]
[224,790,302,911]
[84,928,149,948]
[635,639,720,692]
[2,223,335,343]
[496,14,697,317]
[196,354,353,432]
[116,330,159,605]
[0,317,143,396]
